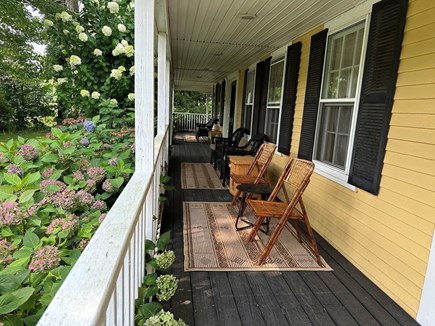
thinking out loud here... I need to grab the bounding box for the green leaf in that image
[0,186,13,200]
[51,128,63,138]
[41,153,59,163]
[22,172,41,186]
[110,177,124,188]
[0,275,19,294]
[44,184,60,193]
[0,287,35,314]
[145,240,156,251]
[4,173,22,186]
[1,227,14,237]
[143,273,157,286]
[23,231,39,248]
[138,302,162,319]
[156,231,171,251]
[19,189,36,204]
[13,247,32,260]
[8,257,30,269]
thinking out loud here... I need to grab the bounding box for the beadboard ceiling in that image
[167,0,369,92]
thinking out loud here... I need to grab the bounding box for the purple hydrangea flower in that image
[80,138,90,147]
[17,144,38,161]
[7,164,23,177]
[28,246,61,273]
[83,120,96,132]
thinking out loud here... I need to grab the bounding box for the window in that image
[314,21,366,174]
[265,58,285,143]
[243,69,255,134]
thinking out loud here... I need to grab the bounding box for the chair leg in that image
[257,216,288,265]
[298,198,322,266]
[231,190,241,205]
[247,216,266,242]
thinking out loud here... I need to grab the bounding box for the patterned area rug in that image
[183,134,208,143]
[183,202,332,271]
[180,163,225,189]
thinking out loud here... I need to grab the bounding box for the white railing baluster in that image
[173,112,208,131]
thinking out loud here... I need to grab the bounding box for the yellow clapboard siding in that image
[390,113,435,128]
[392,99,435,114]
[407,0,435,18]
[386,138,435,160]
[402,23,435,45]
[382,164,435,192]
[400,38,435,59]
[388,125,435,144]
[405,6,435,31]
[309,173,433,247]
[380,176,435,208]
[395,84,435,99]
[396,68,435,86]
[399,52,435,72]
[384,151,435,176]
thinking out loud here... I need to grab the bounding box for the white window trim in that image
[244,65,256,139]
[313,2,374,191]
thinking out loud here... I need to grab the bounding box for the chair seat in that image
[231,174,268,185]
[247,200,288,218]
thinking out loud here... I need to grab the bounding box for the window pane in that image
[315,104,353,170]
[267,60,284,104]
[322,21,365,99]
[246,70,255,104]
[265,107,279,143]
[244,105,252,133]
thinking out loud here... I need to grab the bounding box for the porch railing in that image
[37,128,170,325]
[172,112,209,131]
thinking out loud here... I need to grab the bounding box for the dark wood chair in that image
[195,118,219,142]
[246,158,321,266]
[210,127,249,167]
[215,134,265,186]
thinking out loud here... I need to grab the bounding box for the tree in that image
[174,91,212,113]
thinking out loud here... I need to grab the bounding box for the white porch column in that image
[135,0,155,240]
[158,32,167,136]
[135,0,154,171]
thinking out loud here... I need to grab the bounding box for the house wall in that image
[265,0,435,318]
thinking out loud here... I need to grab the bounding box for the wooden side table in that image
[208,130,222,144]
[228,156,258,196]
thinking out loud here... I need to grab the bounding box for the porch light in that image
[240,13,257,20]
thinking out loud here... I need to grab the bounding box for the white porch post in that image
[158,32,167,136]
[135,0,155,239]
[417,230,435,325]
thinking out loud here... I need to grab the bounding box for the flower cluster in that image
[0,239,16,267]
[17,144,38,161]
[76,190,95,206]
[112,40,134,57]
[62,116,85,126]
[145,310,187,326]
[72,170,85,181]
[80,90,90,97]
[83,120,96,132]
[69,55,82,69]
[102,179,114,192]
[155,274,179,301]
[51,189,76,210]
[80,138,90,147]
[107,2,119,14]
[46,215,78,235]
[102,25,112,37]
[154,250,176,270]
[28,246,61,273]
[87,167,105,182]
[7,164,24,176]
[41,180,67,193]
[91,200,107,211]
[41,168,56,179]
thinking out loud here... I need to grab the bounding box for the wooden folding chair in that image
[246,158,321,266]
[230,143,276,206]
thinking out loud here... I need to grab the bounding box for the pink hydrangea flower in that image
[28,246,61,273]
[0,202,25,226]
[63,141,75,148]
[17,144,38,161]
[76,190,94,206]
[0,239,16,267]
[72,170,85,181]
[85,179,97,192]
[87,167,106,182]
[91,200,107,211]
[7,164,23,176]
[41,180,67,193]
[51,189,76,210]
[102,179,114,192]
[77,239,89,251]
[46,215,78,235]
[41,168,56,179]
[98,213,107,223]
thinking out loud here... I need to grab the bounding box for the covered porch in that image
[37,0,435,324]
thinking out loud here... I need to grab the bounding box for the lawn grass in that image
[0,130,47,144]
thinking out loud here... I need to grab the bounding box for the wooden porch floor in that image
[161,133,418,326]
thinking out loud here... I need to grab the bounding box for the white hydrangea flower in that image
[129,65,135,76]
[53,65,63,72]
[79,33,88,42]
[63,29,70,35]
[80,90,90,97]
[91,91,100,99]
[47,78,55,85]
[128,1,135,9]
[121,40,128,47]
[73,70,78,74]
[69,55,82,69]
[107,2,119,14]
[112,43,125,56]
[118,66,126,72]
[43,19,54,27]
[110,99,118,104]
[57,78,68,85]
[75,25,84,33]
[102,26,112,37]
[92,0,99,5]
[110,69,123,80]
[59,11,72,22]
[117,24,126,32]
[127,93,135,101]
[93,48,103,56]
[124,45,134,57]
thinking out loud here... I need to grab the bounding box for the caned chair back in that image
[247,143,276,177]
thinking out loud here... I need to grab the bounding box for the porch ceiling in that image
[168,0,369,93]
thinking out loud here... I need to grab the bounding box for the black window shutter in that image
[278,42,301,155]
[298,29,328,160]
[348,0,408,195]
[241,69,248,129]
[258,57,271,136]
[252,61,265,135]
[213,83,219,117]
[220,80,226,125]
